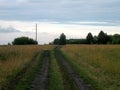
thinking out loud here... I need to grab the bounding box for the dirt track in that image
[30,50,50,90]
[30,47,90,90]
[4,47,90,90]
[54,47,90,90]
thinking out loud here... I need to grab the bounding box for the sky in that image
[0,0,120,44]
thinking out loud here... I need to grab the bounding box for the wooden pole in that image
[36,24,37,41]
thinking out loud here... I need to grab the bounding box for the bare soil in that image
[30,50,50,90]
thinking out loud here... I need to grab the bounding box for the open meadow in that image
[61,45,120,90]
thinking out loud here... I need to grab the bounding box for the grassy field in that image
[0,45,53,88]
[1,45,120,90]
[61,45,120,90]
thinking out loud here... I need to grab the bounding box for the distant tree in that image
[112,34,120,44]
[12,37,38,45]
[98,31,108,44]
[8,43,11,45]
[86,32,94,44]
[107,35,113,44]
[53,38,60,45]
[67,39,87,44]
[93,35,98,44]
[59,33,66,45]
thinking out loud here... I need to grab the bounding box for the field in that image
[0,45,120,90]
[61,45,120,90]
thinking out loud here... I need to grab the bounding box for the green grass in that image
[61,45,120,90]
[48,51,64,90]
[13,52,43,90]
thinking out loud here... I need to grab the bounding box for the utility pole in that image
[35,24,37,41]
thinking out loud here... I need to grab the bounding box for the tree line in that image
[53,31,120,45]
[11,31,120,45]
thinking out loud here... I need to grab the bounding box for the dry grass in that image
[61,45,120,90]
[0,45,53,87]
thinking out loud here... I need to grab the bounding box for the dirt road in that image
[30,47,90,90]
[30,50,50,90]
[5,47,90,90]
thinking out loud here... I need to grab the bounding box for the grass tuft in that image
[48,51,64,90]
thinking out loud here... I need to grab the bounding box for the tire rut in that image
[54,47,90,90]
[30,50,50,90]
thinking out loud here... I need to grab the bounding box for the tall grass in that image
[61,45,120,90]
[14,51,44,90]
[0,45,53,88]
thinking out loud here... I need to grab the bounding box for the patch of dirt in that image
[30,50,50,90]
[54,47,90,90]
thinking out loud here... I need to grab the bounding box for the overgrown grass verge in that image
[60,45,120,90]
[58,48,100,90]
[0,45,43,88]
[13,52,44,90]
[0,45,54,89]
[48,51,64,90]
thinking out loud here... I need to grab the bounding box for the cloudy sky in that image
[0,0,120,44]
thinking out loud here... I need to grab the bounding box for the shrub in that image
[12,37,38,45]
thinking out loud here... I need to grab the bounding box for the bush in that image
[12,37,38,45]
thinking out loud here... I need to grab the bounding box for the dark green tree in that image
[53,38,60,45]
[67,39,87,44]
[86,32,94,44]
[112,34,120,44]
[12,37,38,45]
[93,35,98,44]
[98,31,108,44]
[59,33,66,45]
[107,35,113,44]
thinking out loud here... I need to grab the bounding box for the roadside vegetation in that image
[0,45,53,89]
[13,51,43,90]
[61,45,120,90]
